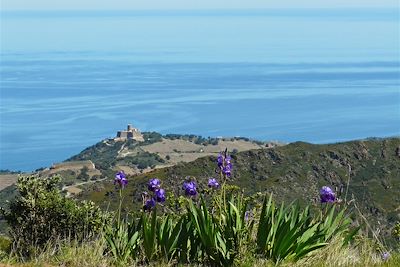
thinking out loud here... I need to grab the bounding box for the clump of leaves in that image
[104,217,141,264]
[256,194,357,263]
[186,188,248,266]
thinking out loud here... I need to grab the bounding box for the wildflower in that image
[217,152,232,177]
[222,166,231,177]
[381,252,390,261]
[225,155,232,165]
[320,186,336,203]
[143,198,156,211]
[155,188,166,203]
[217,154,224,168]
[148,178,161,192]
[114,171,128,188]
[208,178,220,189]
[183,181,197,196]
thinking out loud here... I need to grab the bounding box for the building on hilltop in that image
[115,124,144,142]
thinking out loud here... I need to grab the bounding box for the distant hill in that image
[66,132,270,171]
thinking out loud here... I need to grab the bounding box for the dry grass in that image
[140,138,266,165]
[41,160,101,177]
[1,236,398,267]
[0,175,18,191]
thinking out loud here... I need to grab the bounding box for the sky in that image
[1,0,399,11]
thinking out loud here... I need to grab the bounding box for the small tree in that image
[77,166,90,181]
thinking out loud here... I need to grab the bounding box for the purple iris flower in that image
[225,155,232,165]
[183,181,197,196]
[217,154,224,168]
[114,171,128,188]
[223,166,231,177]
[155,188,166,203]
[143,198,156,211]
[148,178,161,192]
[320,186,336,203]
[208,178,220,189]
[217,152,233,177]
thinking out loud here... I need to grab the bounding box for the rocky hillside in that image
[77,137,400,244]
[1,136,399,243]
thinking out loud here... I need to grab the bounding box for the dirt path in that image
[117,142,126,156]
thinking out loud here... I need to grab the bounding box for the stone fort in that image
[115,124,144,141]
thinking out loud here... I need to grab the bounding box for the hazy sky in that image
[1,0,399,10]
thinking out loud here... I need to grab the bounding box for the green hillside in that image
[77,137,400,244]
[1,137,399,244]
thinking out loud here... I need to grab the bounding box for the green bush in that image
[0,175,109,256]
[77,166,90,181]
[142,132,162,144]
[118,152,164,169]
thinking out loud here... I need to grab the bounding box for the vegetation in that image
[73,137,400,246]
[164,133,220,145]
[116,151,165,170]
[0,175,108,257]
[77,166,90,181]
[0,136,399,266]
[142,132,163,145]
[67,139,126,170]
[1,147,399,266]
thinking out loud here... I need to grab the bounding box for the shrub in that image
[0,175,108,256]
[117,152,164,169]
[77,166,90,181]
[142,132,162,144]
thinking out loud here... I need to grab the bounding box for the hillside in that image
[1,136,399,244]
[77,137,400,244]
[66,132,269,171]
[50,133,271,194]
[0,132,271,204]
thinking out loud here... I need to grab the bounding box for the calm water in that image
[1,9,399,171]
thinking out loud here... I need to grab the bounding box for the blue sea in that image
[0,9,399,171]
